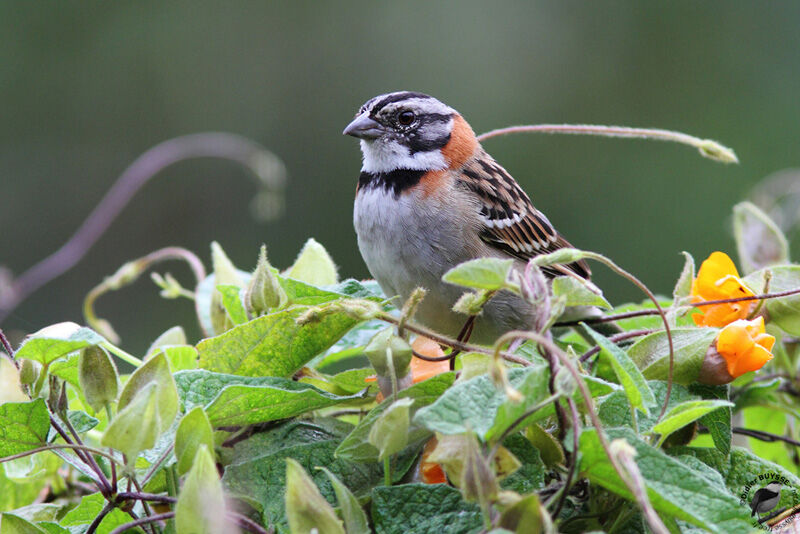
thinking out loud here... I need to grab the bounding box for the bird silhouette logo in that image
[751,482,782,519]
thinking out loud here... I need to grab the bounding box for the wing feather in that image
[457,151,591,279]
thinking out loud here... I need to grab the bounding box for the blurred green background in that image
[2,2,799,353]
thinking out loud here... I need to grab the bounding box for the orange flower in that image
[419,436,448,484]
[715,317,775,378]
[691,251,755,327]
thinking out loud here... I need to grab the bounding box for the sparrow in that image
[344,91,591,344]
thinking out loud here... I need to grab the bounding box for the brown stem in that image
[378,312,532,367]
[86,501,116,534]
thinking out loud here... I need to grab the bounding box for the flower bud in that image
[18,358,38,386]
[210,242,243,334]
[364,328,413,398]
[245,245,286,316]
[698,317,774,385]
[459,433,499,511]
[79,345,120,413]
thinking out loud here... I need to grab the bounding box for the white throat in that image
[360,139,447,173]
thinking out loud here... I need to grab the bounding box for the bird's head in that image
[343,91,477,173]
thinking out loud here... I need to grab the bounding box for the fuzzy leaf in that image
[370,484,482,534]
[368,398,413,461]
[15,323,105,366]
[442,258,514,290]
[176,445,228,534]
[579,427,751,533]
[216,284,249,325]
[583,325,655,415]
[552,276,610,309]
[204,382,364,427]
[175,406,214,476]
[652,400,733,447]
[102,383,160,462]
[336,373,455,463]
[117,351,178,430]
[318,467,370,534]
[286,238,339,286]
[0,400,49,457]
[627,327,718,385]
[414,367,550,440]
[285,458,345,534]
[197,305,360,377]
[59,493,129,534]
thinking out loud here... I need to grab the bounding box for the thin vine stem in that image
[476,124,738,164]
[559,285,800,327]
[579,329,654,363]
[0,443,123,466]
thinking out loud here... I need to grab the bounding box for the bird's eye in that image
[397,110,415,126]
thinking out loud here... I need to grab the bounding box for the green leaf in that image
[627,327,718,385]
[531,248,590,268]
[175,406,214,476]
[216,284,249,325]
[285,458,345,534]
[652,400,733,446]
[102,383,161,462]
[336,373,455,463]
[205,382,364,427]
[583,325,656,415]
[500,434,545,493]
[552,276,610,309]
[15,323,105,367]
[317,467,370,534]
[368,398,413,461]
[1,504,61,524]
[176,445,228,534]
[48,355,86,407]
[152,345,198,371]
[442,258,513,290]
[196,305,361,377]
[733,201,789,275]
[743,265,800,335]
[224,436,383,530]
[145,325,187,356]
[579,427,751,533]
[66,410,99,434]
[689,383,732,456]
[413,367,549,440]
[370,484,482,534]
[59,493,129,534]
[286,238,339,286]
[0,513,47,534]
[77,345,119,413]
[598,381,697,433]
[0,400,49,457]
[117,351,179,430]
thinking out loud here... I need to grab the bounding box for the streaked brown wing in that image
[458,153,591,279]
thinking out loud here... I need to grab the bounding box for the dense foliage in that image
[2,201,800,534]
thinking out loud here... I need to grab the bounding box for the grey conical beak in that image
[343,114,383,139]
